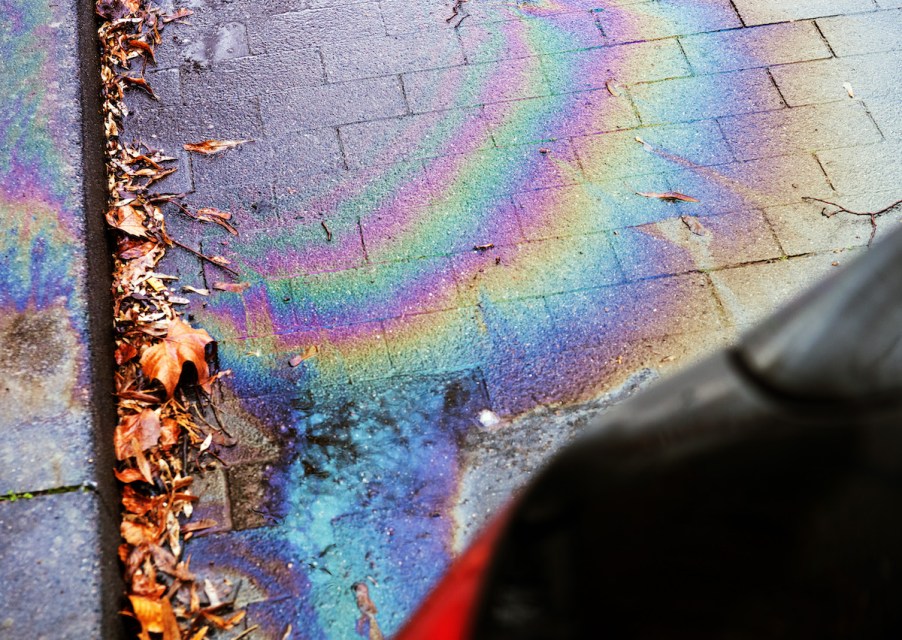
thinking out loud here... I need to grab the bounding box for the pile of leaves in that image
[97,1,247,637]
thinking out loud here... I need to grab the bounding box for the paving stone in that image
[260,76,408,136]
[459,13,604,63]
[763,200,874,255]
[383,308,487,373]
[425,139,585,197]
[483,90,638,145]
[322,29,465,82]
[462,0,603,24]
[540,38,691,92]
[0,492,107,640]
[665,154,836,211]
[301,257,461,325]
[816,140,902,195]
[479,296,561,360]
[816,9,902,56]
[361,193,523,261]
[546,273,725,349]
[452,234,624,305]
[339,108,491,168]
[609,209,784,279]
[867,97,902,139]
[248,4,386,52]
[180,49,325,103]
[730,0,877,25]
[769,51,902,106]
[125,97,264,143]
[719,102,882,160]
[379,0,456,35]
[572,120,735,182]
[680,22,832,74]
[514,177,678,237]
[228,460,282,530]
[710,251,856,326]
[630,69,784,125]
[190,468,233,535]
[403,57,551,113]
[596,0,741,43]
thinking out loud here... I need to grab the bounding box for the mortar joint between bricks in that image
[812,20,839,58]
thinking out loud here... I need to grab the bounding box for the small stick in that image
[321,221,332,242]
[169,237,241,276]
[803,196,902,247]
[232,625,260,640]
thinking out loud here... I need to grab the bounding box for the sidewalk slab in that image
[0,0,119,637]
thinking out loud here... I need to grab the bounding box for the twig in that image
[321,220,332,242]
[232,625,260,640]
[168,237,241,276]
[803,196,902,247]
[446,0,469,28]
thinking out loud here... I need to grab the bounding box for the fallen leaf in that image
[182,286,210,296]
[183,139,251,155]
[182,519,218,534]
[122,485,156,516]
[140,319,214,397]
[122,521,158,547]
[115,342,139,365]
[96,0,141,19]
[213,282,250,293]
[680,214,709,236]
[163,7,194,22]
[106,205,147,237]
[121,75,157,99]
[114,409,162,460]
[159,418,180,448]
[636,191,700,203]
[605,79,622,97]
[289,345,319,367]
[115,468,147,484]
[197,207,238,235]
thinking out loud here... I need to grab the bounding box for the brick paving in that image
[123,0,902,637]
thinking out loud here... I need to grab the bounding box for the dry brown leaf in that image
[114,409,162,460]
[106,205,147,237]
[115,342,138,365]
[121,520,158,546]
[96,0,141,19]
[122,485,156,516]
[115,467,147,484]
[160,597,181,640]
[140,319,214,397]
[183,139,251,155]
[163,7,194,22]
[636,191,700,203]
[189,627,210,640]
[213,281,250,293]
[289,345,319,367]
[159,418,180,448]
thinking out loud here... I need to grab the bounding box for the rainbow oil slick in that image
[180,1,841,636]
[0,0,94,486]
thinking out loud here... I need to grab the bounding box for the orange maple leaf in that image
[140,319,214,398]
[114,408,162,460]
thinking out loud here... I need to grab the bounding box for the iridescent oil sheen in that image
[187,2,815,636]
